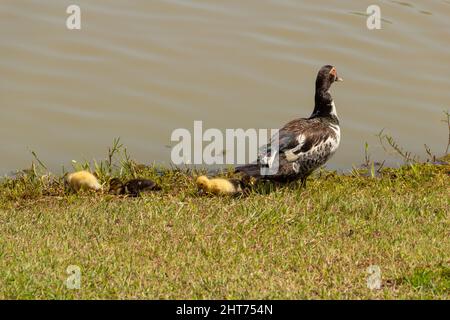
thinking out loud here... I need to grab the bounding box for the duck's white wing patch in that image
[284,134,305,162]
[260,150,278,168]
[260,134,304,168]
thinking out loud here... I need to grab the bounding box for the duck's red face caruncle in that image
[329,67,343,83]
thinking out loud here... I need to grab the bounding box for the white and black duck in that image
[236,65,343,186]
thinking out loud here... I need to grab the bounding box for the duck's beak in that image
[336,76,343,82]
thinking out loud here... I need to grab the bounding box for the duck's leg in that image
[300,177,307,188]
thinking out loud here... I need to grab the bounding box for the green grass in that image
[0,159,449,299]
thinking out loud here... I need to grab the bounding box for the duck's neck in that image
[310,83,339,125]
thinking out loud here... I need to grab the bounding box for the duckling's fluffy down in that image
[196,175,242,195]
[66,171,102,192]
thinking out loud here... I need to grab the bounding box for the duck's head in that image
[196,176,211,192]
[316,65,343,91]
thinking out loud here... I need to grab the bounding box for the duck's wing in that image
[259,118,332,162]
[274,118,335,162]
[236,118,333,176]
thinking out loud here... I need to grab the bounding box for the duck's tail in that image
[234,164,261,178]
[235,162,296,183]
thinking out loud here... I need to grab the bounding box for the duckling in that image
[124,178,161,196]
[109,178,160,197]
[196,175,244,196]
[65,170,102,192]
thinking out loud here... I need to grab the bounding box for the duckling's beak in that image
[335,76,343,82]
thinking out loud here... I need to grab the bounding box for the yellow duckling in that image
[196,175,243,196]
[65,170,102,192]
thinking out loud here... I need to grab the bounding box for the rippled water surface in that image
[1,0,450,174]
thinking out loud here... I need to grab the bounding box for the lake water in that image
[1,0,450,175]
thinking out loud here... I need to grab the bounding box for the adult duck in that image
[236,65,343,186]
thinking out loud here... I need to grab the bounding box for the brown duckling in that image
[109,178,160,197]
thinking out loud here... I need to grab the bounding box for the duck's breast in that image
[328,123,340,155]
